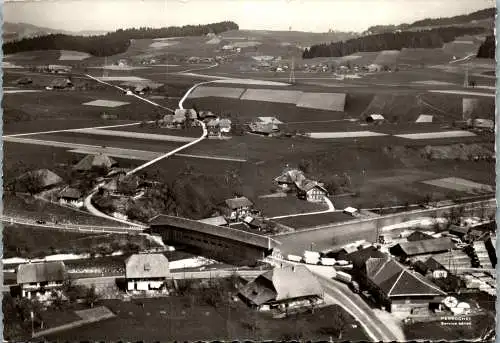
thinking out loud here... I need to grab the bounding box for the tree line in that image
[477,35,495,58]
[3,21,239,57]
[365,7,495,34]
[303,26,486,59]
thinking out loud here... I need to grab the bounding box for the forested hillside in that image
[3,21,239,57]
[303,26,486,59]
[477,35,495,58]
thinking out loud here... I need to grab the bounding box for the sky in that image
[3,0,495,33]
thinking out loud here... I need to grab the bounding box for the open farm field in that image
[102,124,202,137]
[275,211,355,229]
[44,297,367,342]
[183,97,350,123]
[254,195,327,218]
[25,132,186,153]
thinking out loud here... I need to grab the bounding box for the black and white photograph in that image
[1,0,497,341]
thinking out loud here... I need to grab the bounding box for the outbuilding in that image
[366,114,385,123]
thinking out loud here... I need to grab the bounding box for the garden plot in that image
[59,50,91,61]
[82,100,130,108]
[309,131,387,139]
[296,92,346,111]
[395,131,476,140]
[422,177,494,194]
[188,86,245,99]
[97,76,148,82]
[240,89,302,104]
[76,128,196,143]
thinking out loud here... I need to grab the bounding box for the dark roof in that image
[346,246,387,269]
[406,231,434,242]
[125,253,169,279]
[449,225,470,237]
[59,187,82,199]
[225,196,253,209]
[239,265,322,306]
[74,153,117,171]
[424,257,446,272]
[17,262,66,284]
[364,257,446,298]
[390,237,454,257]
[296,180,328,193]
[274,169,305,184]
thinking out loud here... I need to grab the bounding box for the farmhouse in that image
[223,196,254,220]
[238,265,324,312]
[17,262,67,299]
[389,237,455,260]
[58,187,83,208]
[296,180,328,202]
[74,153,117,171]
[274,168,305,191]
[48,64,72,73]
[49,78,73,89]
[125,253,170,292]
[406,231,434,242]
[17,169,63,191]
[248,122,280,136]
[356,255,446,313]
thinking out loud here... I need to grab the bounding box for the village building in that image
[17,262,67,299]
[223,196,254,221]
[295,180,328,202]
[198,216,228,227]
[58,187,83,208]
[48,78,73,90]
[413,257,449,279]
[74,153,117,171]
[238,265,324,313]
[406,231,434,242]
[353,254,446,313]
[15,77,33,85]
[48,64,72,73]
[17,169,63,192]
[389,237,455,261]
[366,114,385,123]
[125,253,170,292]
[248,122,280,136]
[448,225,470,240]
[274,168,306,191]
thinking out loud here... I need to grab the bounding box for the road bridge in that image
[147,215,281,266]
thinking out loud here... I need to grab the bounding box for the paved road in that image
[266,257,404,342]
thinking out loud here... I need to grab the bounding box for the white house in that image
[125,253,170,292]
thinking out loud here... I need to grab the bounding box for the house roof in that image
[19,169,63,188]
[17,262,66,284]
[297,180,328,193]
[59,187,82,199]
[239,265,323,306]
[74,153,117,171]
[125,253,169,279]
[274,168,305,184]
[424,257,446,272]
[346,246,387,269]
[198,216,228,226]
[364,257,446,298]
[225,196,253,209]
[390,237,454,257]
[407,231,434,242]
[449,225,470,236]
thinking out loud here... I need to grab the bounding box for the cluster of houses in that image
[13,253,326,317]
[33,64,72,74]
[274,167,329,203]
[160,109,232,137]
[160,109,200,129]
